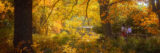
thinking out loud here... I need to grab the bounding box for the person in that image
[126,26,132,35]
[121,24,127,37]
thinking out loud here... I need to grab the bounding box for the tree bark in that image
[151,0,156,11]
[150,0,160,25]
[157,0,160,25]
[98,0,112,37]
[14,0,33,53]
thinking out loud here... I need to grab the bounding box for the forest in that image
[0,0,160,53]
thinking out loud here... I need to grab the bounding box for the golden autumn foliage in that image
[0,1,13,20]
[108,1,159,34]
[1,0,160,53]
[0,1,5,13]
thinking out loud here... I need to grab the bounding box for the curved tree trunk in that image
[14,0,33,53]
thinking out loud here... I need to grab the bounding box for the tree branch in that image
[109,0,124,6]
[42,0,60,25]
[69,0,78,17]
[84,0,90,25]
[61,0,78,21]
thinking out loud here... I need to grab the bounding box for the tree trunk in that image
[150,0,160,25]
[157,0,160,25]
[151,0,156,11]
[99,0,112,37]
[14,0,33,53]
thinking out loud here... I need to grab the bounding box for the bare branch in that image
[61,0,78,21]
[109,0,124,6]
[42,0,60,25]
[70,0,78,16]
[84,0,90,25]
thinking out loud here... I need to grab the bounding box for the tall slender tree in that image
[14,0,33,53]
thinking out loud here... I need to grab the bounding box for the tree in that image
[150,0,160,25]
[14,0,33,53]
[98,0,123,37]
[98,0,112,37]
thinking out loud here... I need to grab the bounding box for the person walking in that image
[121,24,127,37]
[126,26,132,36]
